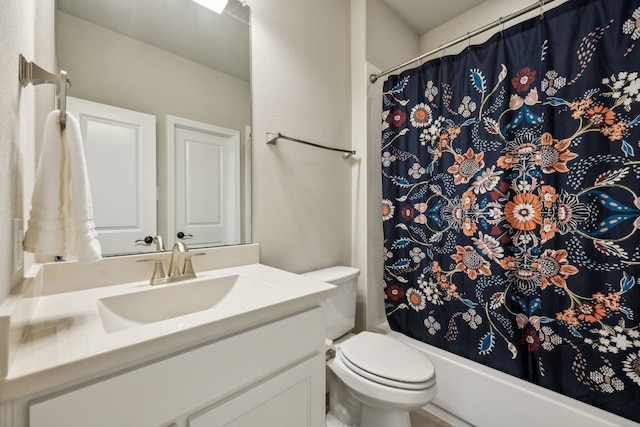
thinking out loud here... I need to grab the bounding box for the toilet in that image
[302,266,437,427]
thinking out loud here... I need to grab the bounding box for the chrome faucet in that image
[138,242,204,285]
[168,241,188,278]
[153,235,165,251]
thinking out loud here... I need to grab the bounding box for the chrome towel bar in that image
[266,132,355,158]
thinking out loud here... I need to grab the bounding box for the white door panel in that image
[169,116,240,248]
[67,97,157,255]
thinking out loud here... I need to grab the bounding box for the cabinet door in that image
[66,97,157,256]
[28,308,323,427]
[188,354,325,427]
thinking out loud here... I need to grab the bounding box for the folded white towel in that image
[24,110,102,263]
[23,111,64,257]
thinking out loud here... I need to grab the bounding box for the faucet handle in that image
[137,258,166,284]
[182,252,205,276]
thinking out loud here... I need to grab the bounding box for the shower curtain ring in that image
[539,0,544,19]
[467,33,471,49]
[499,17,504,36]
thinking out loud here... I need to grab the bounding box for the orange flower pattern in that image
[447,148,485,184]
[504,193,542,231]
[381,1,640,421]
[533,249,579,289]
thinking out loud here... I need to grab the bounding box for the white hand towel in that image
[61,112,102,263]
[24,110,102,263]
[24,111,65,257]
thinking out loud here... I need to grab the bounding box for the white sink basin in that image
[98,274,279,333]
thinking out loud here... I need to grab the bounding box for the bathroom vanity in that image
[0,244,334,426]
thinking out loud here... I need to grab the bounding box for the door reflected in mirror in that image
[55,0,251,256]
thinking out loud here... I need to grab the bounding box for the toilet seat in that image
[338,332,435,390]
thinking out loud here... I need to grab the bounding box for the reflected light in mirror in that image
[192,0,228,14]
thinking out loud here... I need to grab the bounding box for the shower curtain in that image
[382,0,640,421]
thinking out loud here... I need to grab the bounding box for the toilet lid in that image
[339,332,435,390]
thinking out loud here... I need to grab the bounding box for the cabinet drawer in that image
[29,307,323,427]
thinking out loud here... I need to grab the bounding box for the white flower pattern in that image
[425,80,439,102]
[424,316,441,335]
[541,70,566,96]
[623,8,640,40]
[462,308,483,329]
[590,366,625,393]
[458,96,477,118]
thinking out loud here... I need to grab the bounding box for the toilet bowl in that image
[328,331,437,427]
[302,267,437,427]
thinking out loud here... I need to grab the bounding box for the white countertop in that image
[0,262,335,403]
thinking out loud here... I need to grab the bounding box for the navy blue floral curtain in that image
[382,0,640,421]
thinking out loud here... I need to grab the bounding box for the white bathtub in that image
[374,323,638,427]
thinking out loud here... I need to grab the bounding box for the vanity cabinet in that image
[26,307,325,427]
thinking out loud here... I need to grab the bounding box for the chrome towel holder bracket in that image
[18,54,72,129]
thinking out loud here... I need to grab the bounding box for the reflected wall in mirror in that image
[55,0,251,256]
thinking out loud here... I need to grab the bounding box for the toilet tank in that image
[302,266,360,340]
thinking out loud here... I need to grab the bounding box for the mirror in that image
[54,0,251,256]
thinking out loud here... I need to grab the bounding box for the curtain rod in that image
[370,0,556,84]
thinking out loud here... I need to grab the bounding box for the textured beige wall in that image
[366,0,420,73]
[0,0,55,301]
[248,0,353,273]
[419,0,570,55]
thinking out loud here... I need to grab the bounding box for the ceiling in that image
[56,0,251,82]
[383,0,488,35]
